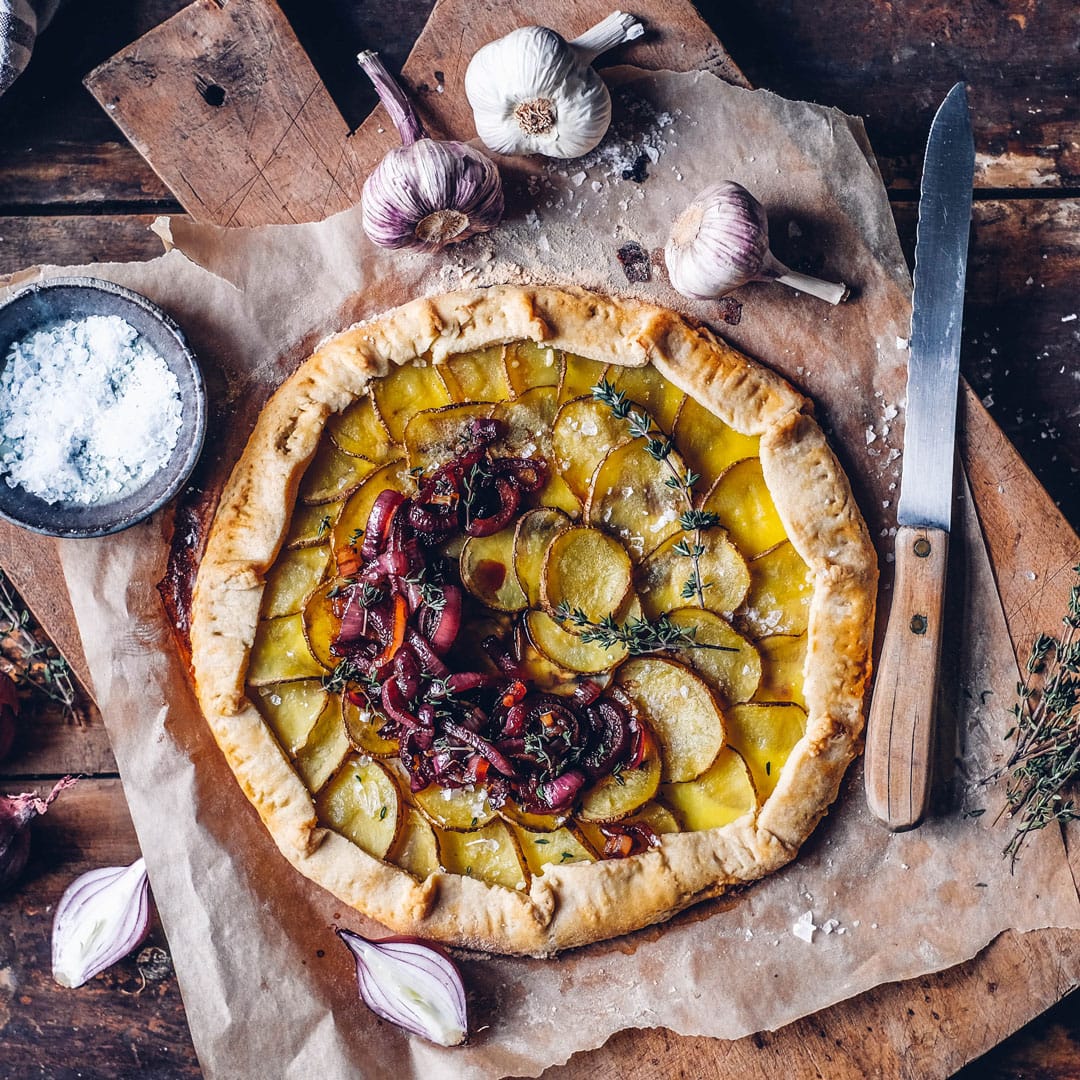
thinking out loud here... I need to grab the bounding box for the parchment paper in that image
[5,71,1079,1078]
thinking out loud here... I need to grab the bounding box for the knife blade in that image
[864,82,975,831]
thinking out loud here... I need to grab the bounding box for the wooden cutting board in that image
[0,0,1073,1074]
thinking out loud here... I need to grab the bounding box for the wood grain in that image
[864,525,948,830]
[84,0,371,227]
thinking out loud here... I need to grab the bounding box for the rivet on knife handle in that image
[864,525,949,830]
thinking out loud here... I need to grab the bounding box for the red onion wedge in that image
[0,672,18,761]
[336,928,468,1046]
[52,856,151,988]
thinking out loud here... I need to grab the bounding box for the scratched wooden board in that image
[0,0,1071,1074]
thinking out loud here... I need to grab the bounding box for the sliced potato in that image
[327,396,397,462]
[294,693,351,791]
[662,747,757,831]
[534,469,582,518]
[460,525,528,612]
[559,355,609,404]
[301,581,342,670]
[442,344,512,403]
[404,401,496,475]
[586,438,684,560]
[755,634,808,708]
[579,732,662,821]
[701,459,787,559]
[414,782,497,831]
[491,385,558,460]
[330,459,410,554]
[725,702,807,800]
[315,756,402,859]
[438,819,529,891]
[262,546,330,619]
[551,396,632,500]
[610,364,685,433]
[252,680,328,754]
[636,528,750,619]
[514,507,572,607]
[388,807,444,880]
[625,800,681,835]
[499,800,568,833]
[248,613,327,685]
[342,693,400,757]
[298,442,377,505]
[285,500,342,549]
[540,526,632,623]
[664,607,762,705]
[513,825,596,875]
[613,657,725,782]
[741,540,813,637]
[514,628,576,691]
[674,397,760,493]
[373,363,452,442]
[504,340,563,396]
[525,609,627,674]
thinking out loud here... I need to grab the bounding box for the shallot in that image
[337,928,468,1046]
[52,857,151,988]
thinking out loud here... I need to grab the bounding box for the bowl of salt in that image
[0,277,206,538]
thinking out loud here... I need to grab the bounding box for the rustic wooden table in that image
[1,1,1078,1077]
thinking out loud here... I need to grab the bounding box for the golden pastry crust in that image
[189,285,878,956]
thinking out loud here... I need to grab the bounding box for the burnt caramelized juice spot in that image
[325,418,642,818]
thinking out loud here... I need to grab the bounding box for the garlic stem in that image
[357,50,424,148]
[569,11,645,66]
[761,252,850,305]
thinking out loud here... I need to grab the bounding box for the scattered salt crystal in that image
[1025,276,1034,285]
[590,180,603,193]
[821,919,840,935]
[1062,314,1077,322]
[865,427,878,445]
[570,171,587,187]
[792,910,816,942]
[0,314,183,505]
[896,336,909,350]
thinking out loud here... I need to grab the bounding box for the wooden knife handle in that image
[864,524,949,830]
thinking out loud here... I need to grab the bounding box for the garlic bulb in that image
[464,11,644,159]
[665,181,849,305]
[358,51,504,251]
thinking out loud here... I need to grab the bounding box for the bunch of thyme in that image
[590,379,719,605]
[0,570,78,716]
[554,602,735,657]
[985,563,1080,867]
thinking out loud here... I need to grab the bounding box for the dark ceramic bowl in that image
[0,277,206,538]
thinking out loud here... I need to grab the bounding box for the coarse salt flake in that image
[792,910,816,942]
[0,315,183,506]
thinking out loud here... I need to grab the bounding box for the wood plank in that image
[0,779,200,1077]
[0,214,172,276]
[84,0,372,227]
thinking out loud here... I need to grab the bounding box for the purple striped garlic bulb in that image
[358,51,504,252]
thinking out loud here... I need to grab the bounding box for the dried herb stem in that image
[0,571,78,716]
[590,380,719,606]
[985,565,1080,868]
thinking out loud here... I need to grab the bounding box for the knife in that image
[864,82,975,831]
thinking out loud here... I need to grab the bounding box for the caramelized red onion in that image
[326,430,636,821]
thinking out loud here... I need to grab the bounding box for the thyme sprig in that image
[0,571,78,716]
[591,379,716,606]
[553,602,736,657]
[983,563,1080,868]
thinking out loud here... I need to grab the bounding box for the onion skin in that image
[337,928,468,1046]
[0,776,77,892]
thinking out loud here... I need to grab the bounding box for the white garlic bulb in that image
[665,182,849,305]
[464,11,644,159]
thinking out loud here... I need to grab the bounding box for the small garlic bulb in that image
[464,12,644,159]
[358,51,504,251]
[666,181,849,305]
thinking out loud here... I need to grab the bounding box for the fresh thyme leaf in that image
[349,527,364,548]
[316,514,332,537]
[553,603,737,656]
[679,508,721,531]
